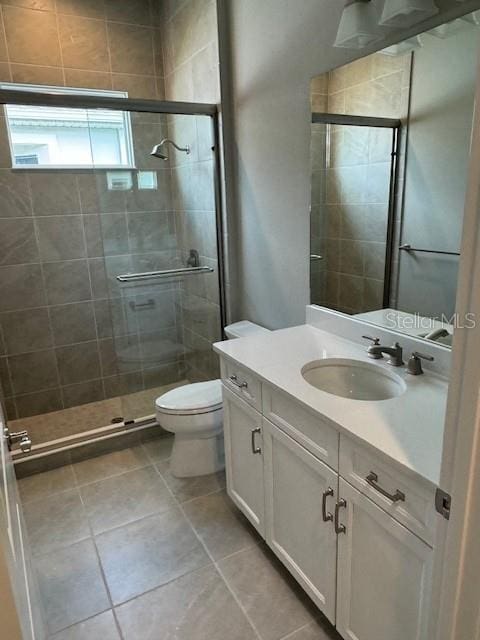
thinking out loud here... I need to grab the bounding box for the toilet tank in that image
[224,320,271,339]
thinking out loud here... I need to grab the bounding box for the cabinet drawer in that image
[221,359,262,412]
[262,385,339,471]
[339,436,437,546]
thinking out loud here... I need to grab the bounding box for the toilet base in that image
[170,432,225,478]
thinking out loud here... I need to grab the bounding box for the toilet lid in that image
[155,379,223,415]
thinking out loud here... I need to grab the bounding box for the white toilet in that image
[155,321,270,478]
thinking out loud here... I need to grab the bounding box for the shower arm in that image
[159,138,190,154]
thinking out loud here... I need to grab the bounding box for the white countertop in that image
[214,324,449,487]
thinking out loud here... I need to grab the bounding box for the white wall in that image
[220,0,480,329]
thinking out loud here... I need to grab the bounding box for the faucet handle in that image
[362,335,380,345]
[407,351,435,375]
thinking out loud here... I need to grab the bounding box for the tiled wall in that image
[160,0,222,383]
[0,0,164,98]
[310,53,411,314]
[0,0,222,422]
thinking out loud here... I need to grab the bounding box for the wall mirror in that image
[309,9,480,347]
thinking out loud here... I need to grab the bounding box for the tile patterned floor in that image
[19,436,341,640]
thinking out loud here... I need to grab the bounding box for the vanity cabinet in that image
[263,419,338,623]
[336,478,433,640]
[222,387,265,536]
[221,371,436,640]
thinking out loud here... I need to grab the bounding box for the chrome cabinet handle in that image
[251,427,262,454]
[334,499,347,534]
[229,374,248,389]
[366,471,405,503]
[322,487,334,522]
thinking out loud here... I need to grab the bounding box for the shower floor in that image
[9,381,189,446]
[19,436,340,640]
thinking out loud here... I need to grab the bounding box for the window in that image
[1,84,135,169]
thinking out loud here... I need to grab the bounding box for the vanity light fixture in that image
[379,0,438,28]
[334,0,383,49]
[381,35,423,55]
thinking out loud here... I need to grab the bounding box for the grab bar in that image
[116,266,214,282]
[399,244,460,257]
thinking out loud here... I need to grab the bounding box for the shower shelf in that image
[116,266,214,282]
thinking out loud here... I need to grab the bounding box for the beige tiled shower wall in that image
[0,0,164,98]
[0,0,222,424]
[310,53,411,314]
[160,0,222,383]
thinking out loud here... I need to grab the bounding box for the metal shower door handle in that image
[322,487,334,522]
[251,428,262,454]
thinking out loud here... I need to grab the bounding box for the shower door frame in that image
[0,88,228,461]
[311,112,402,308]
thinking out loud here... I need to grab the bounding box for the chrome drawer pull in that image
[322,487,334,522]
[366,471,405,503]
[334,499,347,534]
[251,427,262,454]
[229,374,248,389]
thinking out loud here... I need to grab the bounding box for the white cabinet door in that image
[336,478,433,640]
[223,386,265,536]
[263,419,338,624]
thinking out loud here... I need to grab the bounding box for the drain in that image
[111,417,124,424]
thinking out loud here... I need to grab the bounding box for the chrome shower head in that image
[150,143,168,160]
[150,138,190,161]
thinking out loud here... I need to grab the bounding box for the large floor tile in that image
[141,435,173,463]
[156,460,226,502]
[218,545,316,640]
[80,466,176,534]
[183,490,259,560]
[50,610,120,640]
[280,621,341,640]
[35,539,110,635]
[96,507,210,604]
[72,446,150,485]
[116,565,257,640]
[18,465,76,504]
[24,489,90,556]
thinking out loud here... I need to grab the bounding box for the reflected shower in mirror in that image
[309,11,479,347]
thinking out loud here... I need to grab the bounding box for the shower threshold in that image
[10,380,188,466]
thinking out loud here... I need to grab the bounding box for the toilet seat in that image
[155,379,222,416]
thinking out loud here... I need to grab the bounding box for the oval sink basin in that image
[301,358,406,401]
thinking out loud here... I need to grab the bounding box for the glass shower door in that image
[90,110,222,424]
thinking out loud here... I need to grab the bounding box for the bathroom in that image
[1,0,480,639]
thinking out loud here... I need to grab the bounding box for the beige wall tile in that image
[112,73,156,99]
[55,0,105,19]
[11,63,63,85]
[108,22,155,75]
[104,0,152,26]
[0,62,10,80]
[59,14,110,71]
[3,6,61,66]
[2,0,55,10]
[64,68,112,90]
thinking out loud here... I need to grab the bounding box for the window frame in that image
[0,83,136,171]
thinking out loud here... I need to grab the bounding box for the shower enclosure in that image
[0,87,225,454]
[310,112,401,314]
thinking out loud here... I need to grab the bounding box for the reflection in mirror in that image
[309,12,479,347]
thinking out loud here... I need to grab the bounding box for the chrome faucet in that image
[424,327,450,342]
[362,336,404,367]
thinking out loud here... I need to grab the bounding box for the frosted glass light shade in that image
[380,0,438,27]
[334,0,383,49]
[381,35,423,56]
